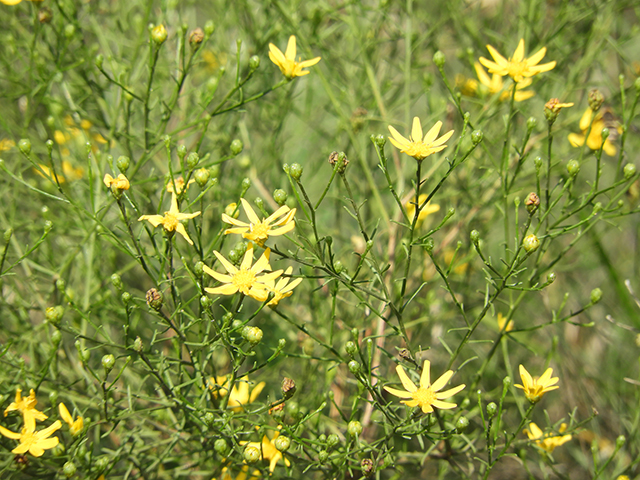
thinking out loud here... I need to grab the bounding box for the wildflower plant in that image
[0,1,640,479]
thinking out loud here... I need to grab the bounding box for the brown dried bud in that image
[38,7,52,24]
[328,151,349,174]
[189,28,204,50]
[282,377,296,399]
[146,288,163,310]
[588,89,604,112]
[361,458,375,477]
[525,192,540,214]
[269,402,285,415]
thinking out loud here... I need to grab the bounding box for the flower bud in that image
[588,88,604,112]
[121,291,131,304]
[318,450,329,462]
[230,139,243,156]
[95,456,109,471]
[64,24,75,39]
[526,117,537,131]
[471,130,483,145]
[273,188,288,206]
[547,272,556,284]
[470,229,480,245]
[456,416,470,433]
[43,220,53,233]
[194,167,210,187]
[116,155,130,173]
[18,138,31,155]
[624,163,636,180]
[201,412,215,427]
[486,402,497,417]
[361,458,374,477]
[246,326,263,345]
[433,51,446,68]
[375,134,386,148]
[176,145,187,161]
[3,228,12,244]
[328,151,349,174]
[590,287,603,304]
[241,177,251,192]
[274,435,291,452]
[38,6,52,23]
[45,306,64,327]
[151,24,168,45]
[133,336,143,352]
[204,20,214,36]
[348,360,361,375]
[186,152,199,169]
[289,163,303,181]
[110,273,123,291]
[146,288,164,310]
[592,202,602,215]
[525,192,540,214]
[616,435,626,448]
[345,341,357,357]
[249,55,260,70]
[326,434,339,448]
[282,377,296,399]
[63,461,77,477]
[191,261,204,277]
[423,237,434,255]
[522,234,540,253]
[243,446,261,463]
[211,438,228,455]
[333,260,344,274]
[102,354,115,372]
[189,28,204,50]
[567,159,580,176]
[51,329,62,346]
[601,127,610,140]
[347,420,363,436]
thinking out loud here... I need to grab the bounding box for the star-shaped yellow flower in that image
[222,198,296,247]
[0,419,61,457]
[203,243,283,301]
[388,117,454,161]
[268,35,321,79]
[240,428,291,472]
[524,422,572,453]
[4,388,47,426]
[58,403,83,436]
[515,365,559,403]
[208,375,266,412]
[384,360,465,414]
[479,38,556,83]
[138,194,201,245]
[568,107,619,156]
[473,62,534,101]
[262,266,303,307]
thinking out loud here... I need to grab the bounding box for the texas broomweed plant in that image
[0,1,639,479]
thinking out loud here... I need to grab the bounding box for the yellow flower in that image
[203,243,283,301]
[166,176,195,194]
[209,375,266,412]
[479,38,556,83]
[0,419,61,457]
[4,388,47,426]
[214,465,260,480]
[524,422,572,453]
[222,198,296,247]
[472,62,534,101]
[104,173,130,191]
[388,117,454,161]
[0,139,15,151]
[138,194,201,245]
[240,428,291,472]
[497,313,514,332]
[268,35,321,79]
[568,107,619,156]
[58,403,83,436]
[262,266,303,307]
[515,365,559,403]
[405,194,440,224]
[545,98,574,114]
[384,360,465,414]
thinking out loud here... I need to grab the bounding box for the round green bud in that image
[592,202,602,215]
[177,144,187,160]
[18,139,31,155]
[433,51,446,68]
[274,435,291,452]
[278,338,286,349]
[44,220,53,233]
[55,278,65,294]
[186,152,199,169]
[203,412,215,426]
[249,55,260,70]
[222,312,233,325]
[601,127,610,140]
[273,189,288,206]
[533,156,543,170]
[133,336,143,352]
[64,24,75,39]
[110,273,123,291]
[4,228,13,243]
[333,260,344,274]
[347,420,363,436]
[49,390,58,405]
[246,326,263,345]
[45,306,64,327]
[214,438,229,456]
[616,435,626,448]
[486,402,497,417]
[102,354,115,372]
[318,450,329,462]
[121,291,131,304]
[318,434,326,443]
[345,341,357,357]
[471,130,483,145]
[95,456,109,471]
[194,261,204,276]
[116,156,130,173]
[234,241,248,256]
[200,295,212,308]
[326,433,339,448]
[590,287,603,304]
[94,54,104,69]
[423,237,434,255]
[470,229,480,245]
[230,139,244,156]
[456,416,470,433]
[289,163,303,181]
[375,134,386,148]
[547,272,556,284]
[51,329,62,346]
[522,234,540,253]
[194,167,210,187]
[526,117,537,131]
[241,177,251,191]
[151,24,168,45]
[204,20,214,36]
[624,163,636,180]
[348,360,361,375]
[567,159,580,176]
[254,197,264,212]
[46,139,54,153]
[63,461,77,477]
[286,400,300,419]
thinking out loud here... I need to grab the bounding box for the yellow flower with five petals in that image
[384,360,465,414]
[222,198,296,247]
[524,422,572,453]
[262,266,303,307]
[0,419,61,457]
[269,35,321,79]
[473,62,534,101]
[515,364,559,403]
[388,117,454,161]
[4,388,47,426]
[138,194,201,245]
[479,38,556,83]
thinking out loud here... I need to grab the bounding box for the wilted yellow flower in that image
[209,375,266,412]
[0,139,15,151]
[166,176,195,194]
[222,198,296,247]
[497,313,514,332]
[104,173,130,191]
[524,422,572,453]
[405,193,440,224]
[262,266,303,307]
[268,35,321,79]
[240,428,291,472]
[203,243,283,301]
[479,38,556,83]
[515,365,559,403]
[138,194,201,245]
[388,117,454,161]
[0,419,61,457]
[58,403,83,436]
[568,107,620,156]
[4,388,47,426]
[384,360,465,414]
[214,465,260,480]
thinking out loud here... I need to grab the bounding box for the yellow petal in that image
[383,386,413,399]
[419,360,431,388]
[423,121,443,144]
[58,403,73,426]
[395,365,417,393]
[485,45,508,66]
[284,35,297,61]
[431,370,454,392]
[411,117,423,143]
[526,46,547,66]
[512,39,525,63]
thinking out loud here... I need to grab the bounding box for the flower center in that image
[412,386,436,407]
[232,268,256,294]
[249,221,270,241]
[162,213,179,232]
[507,60,526,79]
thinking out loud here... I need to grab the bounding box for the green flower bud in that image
[80,348,90,363]
[56,278,65,294]
[133,336,143,352]
[44,220,53,233]
[470,229,480,245]
[592,202,602,215]
[624,163,636,180]
[375,134,386,148]
[63,461,77,477]
[433,51,446,68]
[345,341,357,357]
[204,20,214,36]
[471,130,483,145]
[616,435,626,448]
[361,458,374,477]
[4,228,12,243]
[64,24,75,39]
[318,450,329,462]
[189,28,204,50]
[274,435,291,452]
[486,402,497,417]
[201,412,215,427]
[214,438,229,455]
[333,260,344,274]
[348,360,361,375]
[601,127,610,140]
[423,237,434,255]
[194,167,210,187]
[522,234,540,253]
[48,390,58,405]
[590,288,603,304]
[151,24,168,45]
[177,144,187,160]
[200,295,212,308]
[547,272,556,284]
[567,159,580,176]
[102,354,115,372]
[456,416,470,433]
[289,163,303,181]
[273,188,288,206]
[230,139,244,156]
[146,288,163,310]
[347,420,363,436]
[278,338,286,349]
[249,55,260,70]
[110,273,123,291]
[241,177,251,192]
[121,291,131,304]
[246,326,263,345]
[45,139,54,153]
[51,329,62,346]
[186,152,199,169]
[326,434,339,448]
[193,261,204,276]
[116,155,130,173]
[588,88,604,112]
[45,306,64,327]
[18,139,31,155]
[534,156,543,171]
[526,117,537,131]
[95,456,109,471]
